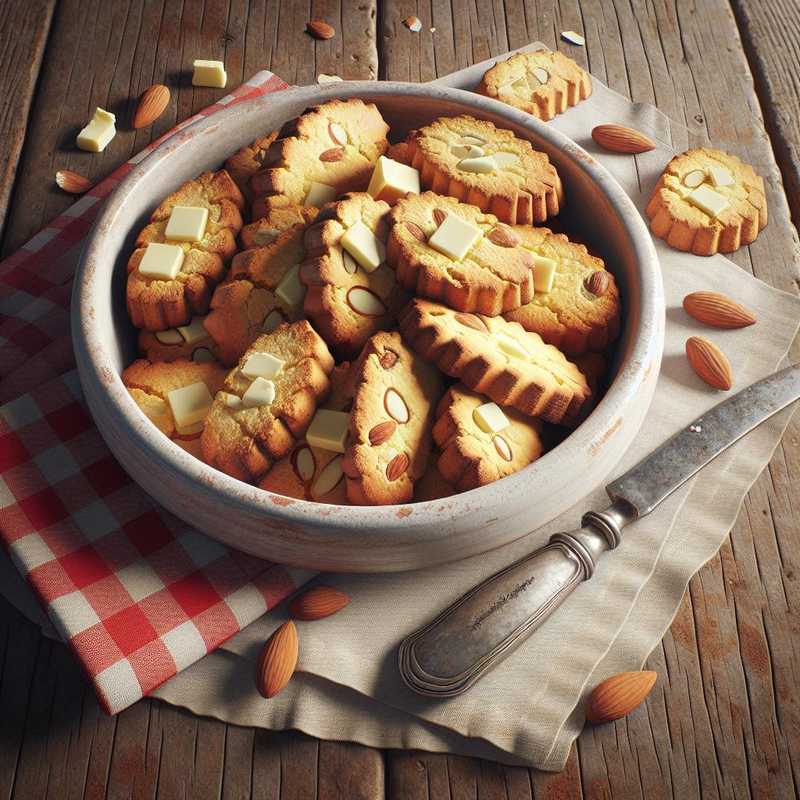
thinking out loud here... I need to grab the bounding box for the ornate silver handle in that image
[398,501,635,696]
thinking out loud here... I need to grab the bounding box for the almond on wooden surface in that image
[133,84,170,129]
[307,19,335,39]
[55,170,92,194]
[585,670,657,723]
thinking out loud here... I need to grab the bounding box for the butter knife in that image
[399,364,800,697]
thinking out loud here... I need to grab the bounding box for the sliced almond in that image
[133,84,170,129]
[307,19,335,39]
[329,122,348,146]
[386,451,409,481]
[369,420,397,446]
[685,336,733,390]
[561,30,586,46]
[291,445,316,482]
[319,147,345,162]
[455,312,488,332]
[494,435,513,461]
[55,169,92,194]
[585,270,611,296]
[342,251,359,274]
[347,287,386,317]
[311,455,344,498]
[255,621,298,699]
[384,388,409,423]
[451,143,485,159]
[487,224,520,248]
[683,169,706,189]
[405,221,426,241]
[682,291,756,329]
[432,208,447,226]
[532,67,549,84]
[591,124,656,154]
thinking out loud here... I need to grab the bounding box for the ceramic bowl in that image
[72,82,663,572]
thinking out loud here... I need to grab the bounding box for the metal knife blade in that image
[606,363,800,517]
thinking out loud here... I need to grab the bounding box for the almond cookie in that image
[645,148,768,255]
[400,115,563,224]
[433,384,543,491]
[477,50,591,121]
[342,332,443,505]
[414,461,455,502]
[201,321,335,483]
[250,99,389,218]
[300,192,408,358]
[387,192,535,315]
[398,298,590,426]
[127,170,245,331]
[240,205,318,249]
[122,358,226,458]
[502,226,620,355]
[258,362,353,504]
[204,223,308,366]
[224,132,278,199]
[138,316,220,364]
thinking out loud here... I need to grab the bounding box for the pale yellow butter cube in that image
[177,317,208,344]
[76,108,116,152]
[241,352,284,380]
[192,59,227,88]
[532,254,557,294]
[306,409,350,453]
[275,263,306,312]
[428,214,482,261]
[367,155,421,203]
[242,377,276,408]
[167,382,213,435]
[304,181,337,208]
[472,402,509,434]
[495,332,529,361]
[708,164,734,187]
[686,185,730,218]
[165,206,208,243]
[138,243,185,281]
[340,220,385,273]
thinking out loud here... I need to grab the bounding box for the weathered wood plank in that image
[0,0,55,246]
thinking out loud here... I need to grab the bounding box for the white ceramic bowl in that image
[73,82,663,572]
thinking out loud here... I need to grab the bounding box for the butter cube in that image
[168,382,213,435]
[367,156,421,203]
[532,254,557,294]
[708,164,734,187]
[138,243,185,281]
[242,351,284,380]
[473,402,510,434]
[428,214,482,261]
[686,185,730,218]
[221,392,243,409]
[192,59,227,88]
[306,409,350,453]
[177,317,208,344]
[275,263,306,312]
[242,377,276,408]
[304,181,337,208]
[457,155,498,174]
[495,332,529,361]
[77,108,116,153]
[341,220,385,273]
[165,206,208,243]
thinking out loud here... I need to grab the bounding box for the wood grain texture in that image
[0,0,55,245]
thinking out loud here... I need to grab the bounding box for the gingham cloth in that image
[0,71,316,714]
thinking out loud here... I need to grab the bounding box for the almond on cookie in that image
[138,316,220,364]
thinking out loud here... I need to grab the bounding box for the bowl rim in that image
[73,80,663,533]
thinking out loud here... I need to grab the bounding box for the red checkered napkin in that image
[0,71,317,714]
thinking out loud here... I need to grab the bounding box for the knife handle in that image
[398,502,634,697]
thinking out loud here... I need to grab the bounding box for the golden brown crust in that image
[398,298,590,426]
[502,226,621,356]
[224,132,278,200]
[477,50,592,120]
[433,384,543,491]
[201,321,335,483]
[300,192,408,358]
[342,332,442,505]
[645,148,768,255]
[240,205,318,249]
[137,319,219,363]
[387,192,535,315]
[401,115,563,224]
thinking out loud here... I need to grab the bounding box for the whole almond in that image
[433,208,447,225]
[255,621,298,699]
[386,452,409,481]
[683,291,756,329]
[405,221,426,241]
[585,270,610,296]
[133,84,170,129]
[487,225,520,248]
[289,586,350,620]
[55,169,92,194]
[319,147,344,162]
[591,124,656,154]
[586,670,657,723]
[307,19,335,39]
[686,336,733,390]
[369,420,397,445]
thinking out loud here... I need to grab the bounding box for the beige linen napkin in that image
[3,45,799,771]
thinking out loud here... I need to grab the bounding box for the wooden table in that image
[1,1,798,797]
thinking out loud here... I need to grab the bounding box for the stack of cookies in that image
[121,97,621,505]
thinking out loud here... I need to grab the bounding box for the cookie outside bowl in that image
[72,81,663,572]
